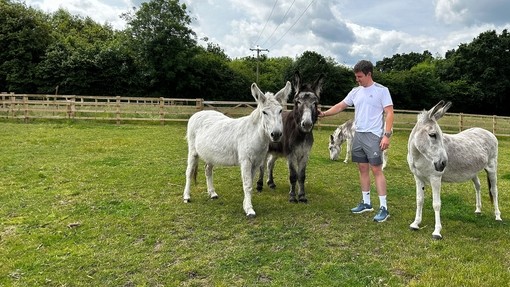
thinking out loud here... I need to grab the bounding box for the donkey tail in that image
[487,173,494,204]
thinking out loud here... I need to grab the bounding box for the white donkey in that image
[183,81,292,217]
[408,100,502,239]
[329,118,388,169]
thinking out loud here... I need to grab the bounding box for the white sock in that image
[362,191,371,205]
[379,195,387,209]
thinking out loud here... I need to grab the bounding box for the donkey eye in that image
[429,133,437,139]
[263,111,268,115]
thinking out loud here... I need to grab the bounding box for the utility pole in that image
[250,45,269,83]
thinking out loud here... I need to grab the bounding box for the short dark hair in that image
[353,60,373,75]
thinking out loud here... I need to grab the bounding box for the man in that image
[319,60,394,222]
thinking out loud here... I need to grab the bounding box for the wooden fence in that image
[2,93,510,136]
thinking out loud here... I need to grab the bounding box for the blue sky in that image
[23,0,510,66]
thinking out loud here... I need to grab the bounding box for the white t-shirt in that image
[342,82,393,137]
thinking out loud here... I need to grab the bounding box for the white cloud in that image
[21,0,510,66]
[435,0,470,25]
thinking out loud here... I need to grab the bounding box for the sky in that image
[22,0,510,66]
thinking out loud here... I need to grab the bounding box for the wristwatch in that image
[384,131,393,138]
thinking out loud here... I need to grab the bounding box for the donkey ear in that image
[293,71,301,93]
[312,74,325,98]
[434,101,452,120]
[428,100,445,120]
[251,83,265,102]
[275,81,292,105]
[329,134,334,143]
[430,100,452,121]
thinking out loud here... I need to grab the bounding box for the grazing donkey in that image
[407,100,502,239]
[183,81,292,217]
[329,118,388,169]
[257,71,324,203]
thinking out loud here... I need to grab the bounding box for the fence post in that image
[458,113,463,132]
[1,93,6,109]
[116,96,121,125]
[66,95,76,119]
[493,115,497,134]
[9,92,15,118]
[23,94,29,122]
[196,98,204,110]
[159,97,165,125]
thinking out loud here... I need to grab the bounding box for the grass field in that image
[0,120,509,286]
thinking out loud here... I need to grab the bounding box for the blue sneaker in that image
[351,202,373,214]
[373,206,390,222]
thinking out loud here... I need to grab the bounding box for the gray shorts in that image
[351,132,384,166]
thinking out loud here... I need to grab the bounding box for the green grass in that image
[0,121,509,286]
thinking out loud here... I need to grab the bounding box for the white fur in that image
[407,101,501,239]
[183,81,292,217]
[329,119,388,169]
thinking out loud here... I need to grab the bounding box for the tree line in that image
[1,0,509,115]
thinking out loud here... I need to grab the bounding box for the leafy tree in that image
[437,30,510,115]
[228,57,257,100]
[377,60,446,111]
[258,57,294,95]
[122,0,197,96]
[0,0,52,92]
[185,45,251,100]
[376,51,433,72]
[34,9,135,95]
[287,51,355,105]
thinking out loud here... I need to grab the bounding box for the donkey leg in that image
[266,154,277,189]
[344,139,351,164]
[183,152,198,203]
[410,176,425,231]
[486,167,502,221]
[288,163,298,203]
[431,179,443,240]
[205,163,218,199]
[256,158,266,192]
[472,176,482,215]
[297,163,308,203]
[240,162,256,217]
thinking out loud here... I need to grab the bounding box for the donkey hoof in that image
[268,183,276,189]
[432,234,443,240]
[299,198,308,203]
[246,212,256,219]
[256,184,263,192]
[289,197,298,203]
[183,198,190,203]
[210,195,218,200]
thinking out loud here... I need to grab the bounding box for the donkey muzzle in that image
[300,120,314,132]
[271,130,282,142]
[434,160,447,172]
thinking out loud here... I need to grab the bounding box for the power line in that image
[267,0,317,51]
[252,0,279,47]
[260,0,296,47]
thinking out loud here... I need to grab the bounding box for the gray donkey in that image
[257,71,324,203]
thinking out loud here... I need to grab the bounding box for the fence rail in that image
[2,93,510,136]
